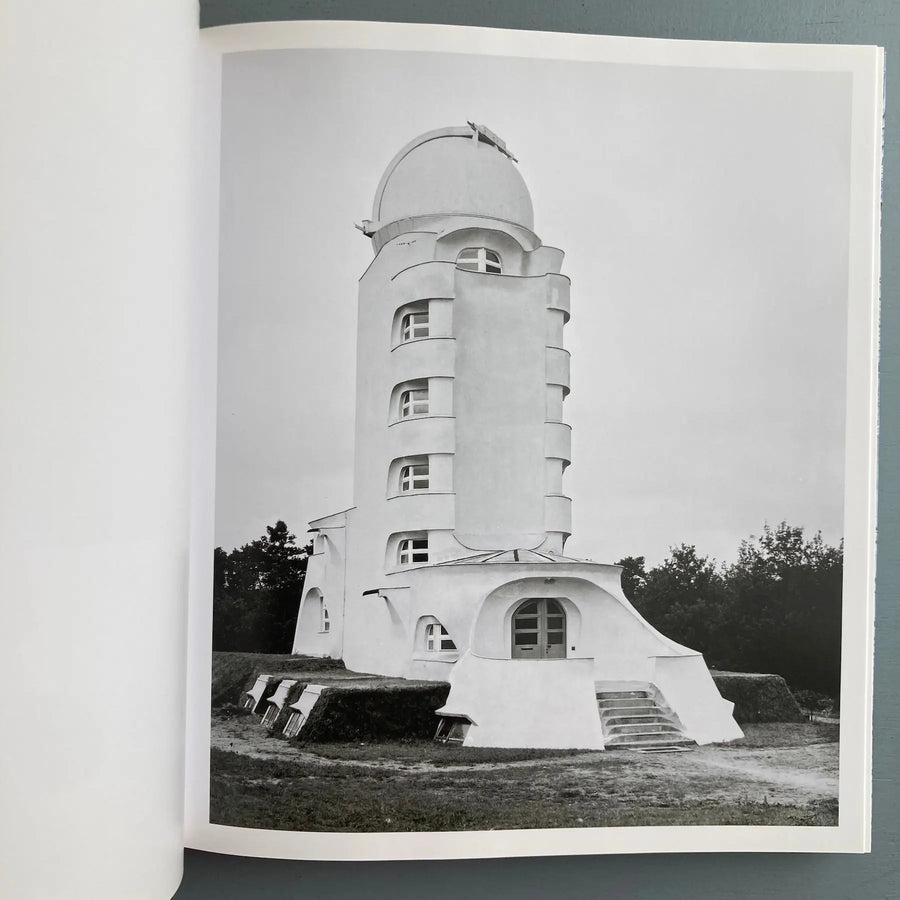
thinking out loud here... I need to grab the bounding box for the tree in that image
[618,524,843,696]
[723,523,842,694]
[212,521,312,652]
[615,555,648,604]
[628,545,728,664]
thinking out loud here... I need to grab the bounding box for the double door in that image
[511,598,566,659]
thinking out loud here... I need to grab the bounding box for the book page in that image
[0,2,198,897]
[185,21,882,859]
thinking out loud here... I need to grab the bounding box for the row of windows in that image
[392,249,498,574]
[305,589,456,653]
[303,599,568,660]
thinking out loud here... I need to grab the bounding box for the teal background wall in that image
[182,2,899,896]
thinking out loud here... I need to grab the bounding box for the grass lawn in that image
[209,722,838,832]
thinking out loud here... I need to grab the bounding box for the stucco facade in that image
[292,124,741,749]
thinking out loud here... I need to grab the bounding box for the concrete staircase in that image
[596,687,694,752]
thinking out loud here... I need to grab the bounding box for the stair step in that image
[597,698,656,709]
[607,733,695,748]
[633,745,693,754]
[598,705,658,717]
[595,691,649,700]
[604,713,672,725]
[606,722,681,735]
[607,726,681,738]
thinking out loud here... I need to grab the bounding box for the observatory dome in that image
[372,125,534,231]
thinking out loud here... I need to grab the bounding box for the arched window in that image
[399,460,429,492]
[511,598,567,659]
[456,247,502,274]
[398,536,429,566]
[400,386,429,418]
[401,309,429,341]
[424,622,456,652]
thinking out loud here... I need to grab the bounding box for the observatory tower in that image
[292,124,741,749]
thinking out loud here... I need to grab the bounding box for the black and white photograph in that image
[199,27,878,853]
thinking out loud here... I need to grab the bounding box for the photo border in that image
[184,19,882,860]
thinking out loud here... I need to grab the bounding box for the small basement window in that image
[456,247,502,274]
[283,711,306,738]
[425,623,457,652]
[434,716,472,744]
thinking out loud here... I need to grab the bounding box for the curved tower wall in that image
[297,126,574,672]
[338,207,572,673]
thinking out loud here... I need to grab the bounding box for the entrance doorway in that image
[511,598,567,659]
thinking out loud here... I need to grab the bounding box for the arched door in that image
[511,598,566,659]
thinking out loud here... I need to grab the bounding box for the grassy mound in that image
[295,683,451,744]
[711,671,806,723]
[210,651,345,708]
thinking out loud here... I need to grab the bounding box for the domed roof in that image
[372,125,534,230]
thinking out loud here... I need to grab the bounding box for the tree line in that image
[212,519,842,698]
[617,522,842,698]
[213,520,311,653]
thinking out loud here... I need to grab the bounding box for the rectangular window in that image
[283,711,307,738]
[400,462,429,492]
[262,705,279,728]
[434,716,471,744]
[320,604,330,633]
[399,537,429,566]
[400,388,429,418]
[402,311,429,341]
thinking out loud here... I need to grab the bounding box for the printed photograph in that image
[209,46,848,832]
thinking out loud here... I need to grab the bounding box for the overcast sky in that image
[215,47,851,566]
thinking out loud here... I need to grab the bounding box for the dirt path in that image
[210,716,838,808]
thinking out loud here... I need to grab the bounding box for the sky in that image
[215,46,852,566]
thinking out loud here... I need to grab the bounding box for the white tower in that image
[293,125,742,750]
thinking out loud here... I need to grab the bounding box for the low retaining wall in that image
[294,683,451,744]
[211,651,345,708]
[711,671,805,723]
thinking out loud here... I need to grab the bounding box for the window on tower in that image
[456,247,502,274]
[398,536,429,566]
[400,386,429,418]
[401,310,429,341]
[399,460,429,492]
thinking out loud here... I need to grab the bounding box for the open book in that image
[2,12,883,899]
